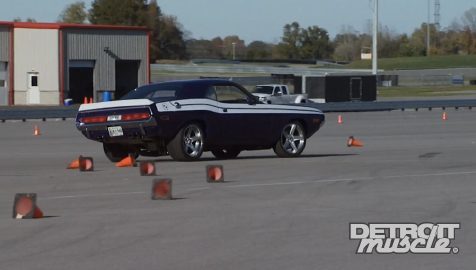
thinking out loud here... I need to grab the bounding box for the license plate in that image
[108,126,123,137]
[107,115,122,121]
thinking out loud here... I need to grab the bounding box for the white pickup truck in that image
[252,84,308,104]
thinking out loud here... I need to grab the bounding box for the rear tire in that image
[273,122,306,157]
[167,123,204,161]
[211,148,241,159]
[103,143,138,162]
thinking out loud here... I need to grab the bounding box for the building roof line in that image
[0,21,148,31]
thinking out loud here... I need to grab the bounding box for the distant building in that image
[360,47,372,60]
[0,21,150,106]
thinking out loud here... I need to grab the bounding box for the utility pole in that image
[434,0,440,31]
[434,0,440,48]
[372,0,378,75]
[427,0,431,56]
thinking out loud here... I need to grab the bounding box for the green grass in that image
[378,85,476,97]
[346,55,476,70]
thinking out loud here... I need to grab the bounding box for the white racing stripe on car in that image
[78,99,154,112]
[156,99,323,115]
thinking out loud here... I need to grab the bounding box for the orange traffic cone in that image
[347,136,363,147]
[140,161,156,176]
[337,115,343,124]
[151,179,172,200]
[89,97,93,104]
[442,111,447,121]
[83,97,88,104]
[13,193,44,219]
[33,125,41,136]
[116,154,136,167]
[33,206,44,218]
[79,156,94,171]
[67,156,81,169]
[206,165,224,182]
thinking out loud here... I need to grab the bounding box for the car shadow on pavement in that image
[234,153,359,160]
[146,153,358,163]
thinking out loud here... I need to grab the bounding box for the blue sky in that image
[0,0,474,43]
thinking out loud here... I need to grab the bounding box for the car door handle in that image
[222,108,228,112]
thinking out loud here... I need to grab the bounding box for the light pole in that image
[427,0,431,56]
[372,0,378,75]
[232,42,236,60]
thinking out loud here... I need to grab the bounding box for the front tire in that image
[167,123,204,161]
[273,122,306,157]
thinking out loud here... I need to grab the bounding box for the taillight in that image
[80,112,150,124]
[80,115,107,123]
[122,112,151,121]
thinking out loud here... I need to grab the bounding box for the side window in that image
[138,84,179,100]
[150,89,176,99]
[205,87,217,100]
[215,85,249,103]
[282,86,288,95]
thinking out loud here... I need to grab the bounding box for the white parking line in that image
[224,171,476,189]
[224,177,373,189]
[384,171,476,179]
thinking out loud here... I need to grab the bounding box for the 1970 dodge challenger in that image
[76,79,325,161]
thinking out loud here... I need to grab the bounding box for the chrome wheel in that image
[281,123,305,154]
[182,124,204,158]
[274,122,306,157]
[167,123,205,161]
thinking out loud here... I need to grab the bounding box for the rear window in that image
[121,82,207,102]
[253,86,274,94]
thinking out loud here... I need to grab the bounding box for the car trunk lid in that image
[78,99,154,112]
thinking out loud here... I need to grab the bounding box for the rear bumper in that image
[76,118,160,143]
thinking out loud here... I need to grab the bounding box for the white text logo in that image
[349,223,460,254]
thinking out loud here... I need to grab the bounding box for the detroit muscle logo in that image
[349,223,460,254]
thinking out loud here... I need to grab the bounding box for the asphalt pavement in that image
[0,110,475,269]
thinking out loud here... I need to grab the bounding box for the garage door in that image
[68,60,95,104]
[0,62,7,106]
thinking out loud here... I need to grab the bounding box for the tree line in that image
[334,8,476,61]
[55,1,476,62]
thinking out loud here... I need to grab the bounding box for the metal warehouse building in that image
[0,21,149,106]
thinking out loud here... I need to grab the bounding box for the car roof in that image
[148,79,236,87]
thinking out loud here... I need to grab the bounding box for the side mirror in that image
[274,90,283,96]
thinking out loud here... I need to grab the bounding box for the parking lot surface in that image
[0,110,475,269]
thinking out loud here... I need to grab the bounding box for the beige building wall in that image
[14,28,59,105]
